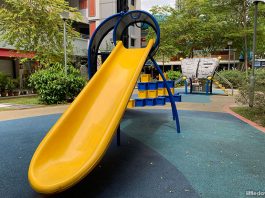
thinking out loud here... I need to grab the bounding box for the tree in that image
[150,1,229,58]
[0,0,81,66]
[146,9,180,66]
[211,0,253,75]
[211,0,265,74]
[149,0,265,73]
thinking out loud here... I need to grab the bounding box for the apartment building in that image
[0,0,90,82]
[88,0,141,51]
[66,0,90,62]
[0,0,141,81]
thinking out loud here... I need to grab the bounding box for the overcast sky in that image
[141,0,175,11]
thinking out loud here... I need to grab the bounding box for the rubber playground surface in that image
[0,108,264,198]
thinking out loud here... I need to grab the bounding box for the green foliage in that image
[0,72,8,91]
[149,0,265,62]
[236,68,265,111]
[0,0,81,66]
[252,69,265,110]
[215,70,246,88]
[150,2,230,58]
[146,16,179,61]
[0,73,16,92]
[166,70,182,80]
[6,77,15,91]
[29,64,86,104]
[232,107,265,127]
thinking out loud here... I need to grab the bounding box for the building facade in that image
[0,0,90,82]
[66,0,90,61]
[0,0,141,83]
[88,0,141,52]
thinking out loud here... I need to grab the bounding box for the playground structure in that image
[28,11,180,194]
[127,73,182,108]
[179,58,234,95]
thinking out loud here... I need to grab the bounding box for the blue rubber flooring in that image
[123,110,265,197]
[180,94,211,103]
[132,93,211,103]
[132,88,219,103]
[175,88,225,95]
[0,109,264,198]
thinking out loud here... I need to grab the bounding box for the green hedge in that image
[215,70,246,88]
[166,70,182,80]
[237,68,265,112]
[29,64,86,104]
[166,70,184,86]
[0,72,8,91]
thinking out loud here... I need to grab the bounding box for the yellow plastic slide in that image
[28,40,154,194]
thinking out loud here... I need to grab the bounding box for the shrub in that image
[236,68,265,111]
[29,64,86,104]
[0,72,8,91]
[166,70,184,86]
[251,69,265,110]
[6,77,15,91]
[166,70,182,80]
[232,107,265,127]
[215,70,246,89]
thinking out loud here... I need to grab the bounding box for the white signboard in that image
[181,58,219,79]
[197,58,219,78]
[181,58,200,79]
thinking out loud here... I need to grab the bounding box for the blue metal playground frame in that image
[87,10,180,135]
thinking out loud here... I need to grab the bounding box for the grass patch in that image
[231,107,265,127]
[0,107,16,111]
[0,96,41,105]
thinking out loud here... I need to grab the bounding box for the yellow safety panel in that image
[141,74,151,82]
[148,90,158,98]
[159,73,168,81]
[165,88,175,96]
[157,88,165,96]
[138,90,148,98]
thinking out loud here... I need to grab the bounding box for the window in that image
[131,38,135,47]
[79,0,88,9]
[117,0,128,12]
[131,0,135,6]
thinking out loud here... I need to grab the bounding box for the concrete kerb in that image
[224,104,265,133]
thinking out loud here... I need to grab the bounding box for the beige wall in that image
[128,0,141,48]
[89,0,141,50]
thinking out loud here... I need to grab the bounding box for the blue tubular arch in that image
[113,10,160,56]
[87,13,124,79]
[87,10,180,133]
[88,10,161,78]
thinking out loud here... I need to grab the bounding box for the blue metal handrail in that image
[150,57,181,133]
[87,12,124,78]
[113,10,160,57]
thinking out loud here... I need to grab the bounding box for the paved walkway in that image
[0,105,68,121]
[0,93,235,121]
